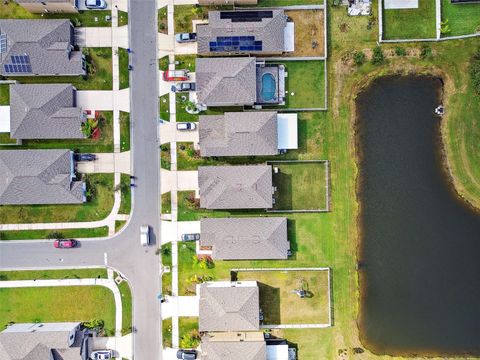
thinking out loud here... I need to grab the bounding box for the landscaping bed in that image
[0,227,109,240]
[441,0,480,37]
[383,0,436,39]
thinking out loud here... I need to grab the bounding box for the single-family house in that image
[198,0,257,4]
[198,164,274,209]
[197,9,289,56]
[0,322,90,360]
[200,337,266,360]
[199,217,290,260]
[15,0,78,14]
[199,281,260,332]
[0,149,85,205]
[0,19,85,76]
[196,57,285,107]
[9,83,85,140]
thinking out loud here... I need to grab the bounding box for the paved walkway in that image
[0,278,123,336]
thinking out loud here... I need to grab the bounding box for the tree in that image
[371,46,385,65]
[353,51,366,66]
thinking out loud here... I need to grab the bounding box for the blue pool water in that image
[261,73,276,101]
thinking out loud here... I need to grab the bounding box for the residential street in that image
[0,0,162,358]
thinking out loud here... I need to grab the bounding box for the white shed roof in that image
[284,22,295,52]
[277,113,298,150]
[0,106,10,133]
[384,0,418,9]
[267,344,289,360]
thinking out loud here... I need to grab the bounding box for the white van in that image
[140,225,150,246]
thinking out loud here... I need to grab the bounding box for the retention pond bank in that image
[357,76,480,356]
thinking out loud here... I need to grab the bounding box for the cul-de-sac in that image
[0,0,479,358]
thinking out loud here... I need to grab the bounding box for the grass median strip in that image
[118,280,133,335]
[118,174,132,215]
[120,111,131,152]
[0,227,108,241]
[0,269,108,281]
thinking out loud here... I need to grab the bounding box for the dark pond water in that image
[357,76,480,356]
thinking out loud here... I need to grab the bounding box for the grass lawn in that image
[0,133,16,144]
[277,60,326,109]
[8,48,113,90]
[162,192,172,215]
[118,280,133,335]
[0,286,116,334]
[161,143,171,170]
[175,55,196,72]
[174,5,208,33]
[256,0,323,5]
[115,220,126,232]
[236,270,330,325]
[271,161,328,211]
[271,328,332,359]
[160,94,170,121]
[2,111,113,152]
[0,84,9,105]
[383,0,436,39]
[159,56,169,71]
[118,174,132,215]
[441,0,480,37]
[120,111,130,152]
[176,93,200,122]
[177,142,215,170]
[179,317,200,349]
[0,227,108,240]
[0,268,108,281]
[119,48,130,90]
[161,244,173,295]
[0,173,114,224]
[118,10,128,27]
[158,7,168,34]
[162,318,172,348]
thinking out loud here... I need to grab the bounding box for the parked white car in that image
[85,0,107,9]
[90,349,113,360]
[140,225,150,246]
[176,122,196,131]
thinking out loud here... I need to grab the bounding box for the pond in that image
[357,76,480,356]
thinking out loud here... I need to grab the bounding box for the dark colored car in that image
[175,32,197,43]
[74,153,96,161]
[176,349,197,360]
[175,82,196,92]
[54,239,78,248]
[181,233,200,242]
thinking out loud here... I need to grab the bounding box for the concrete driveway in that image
[160,169,198,193]
[161,296,199,319]
[76,152,131,174]
[175,42,197,55]
[75,27,129,48]
[91,334,132,359]
[160,122,199,144]
[76,89,129,112]
[161,220,200,244]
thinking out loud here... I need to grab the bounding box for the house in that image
[9,84,85,140]
[196,57,285,107]
[0,322,90,360]
[198,0,257,5]
[201,335,266,360]
[15,0,78,14]
[0,19,85,76]
[199,281,260,332]
[0,149,85,205]
[199,112,278,157]
[197,9,290,56]
[199,217,290,260]
[198,164,273,209]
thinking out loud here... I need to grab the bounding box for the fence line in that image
[325,159,330,212]
[232,267,330,272]
[262,324,330,329]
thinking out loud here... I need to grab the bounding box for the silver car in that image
[90,349,113,360]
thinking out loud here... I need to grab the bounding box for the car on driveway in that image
[181,233,200,241]
[74,153,96,161]
[90,349,114,360]
[177,349,197,359]
[176,122,196,131]
[175,32,197,43]
[163,70,189,82]
[54,239,77,248]
[85,0,107,9]
[175,82,196,92]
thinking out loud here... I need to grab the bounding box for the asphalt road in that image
[0,0,162,358]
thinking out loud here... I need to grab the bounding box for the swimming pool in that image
[261,73,276,101]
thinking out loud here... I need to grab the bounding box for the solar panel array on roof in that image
[220,10,273,23]
[0,34,6,54]
[209,36,262,52]
[3,54,32,73]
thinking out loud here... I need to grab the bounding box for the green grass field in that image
[118,280,133,335]
[383,0,437,39]
[162,192,172,215]
[0,84,9,105]
[120,111,131,152]
[175,55,196,72]
[0,286,116,333]
[0,269,108,281]
[118,10,128,27]
[119,48,130,90]
[441,0,480,37]
[0,227,108,240]
[162,318,173,348]
[118,174,132,215]
[160,94,170,121]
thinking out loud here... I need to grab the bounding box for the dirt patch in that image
[285,10,325,57]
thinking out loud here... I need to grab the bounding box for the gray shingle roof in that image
[10,84,84,140]
[199,112,278,157]
[0,149,84,205]
[199,282,259,332]
[197,9,286,55]
[196,57,257,107]
[199,164,273,209]
[0,19,84,76]
[200,217,289,260]
[0,322,82,360]
[200,339,266,360]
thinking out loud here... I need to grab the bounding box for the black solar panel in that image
[209,36,262,53]
[3,54,32,73]
[220,10,273,23]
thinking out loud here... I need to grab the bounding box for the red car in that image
[54,239,78,248]
[162,70,189,82]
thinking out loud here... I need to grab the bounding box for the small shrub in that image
[180,329,201,349]
[353,51,366,66]
[94,48,110,58]
[394,46,406,56]
[83,319,104,329]
[440,19,451,35]
[186,147,196,158]
[420,45,433,60]
[371,46,385,65]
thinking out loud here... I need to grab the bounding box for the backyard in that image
[271,161,328,211]
[0,173,114,224]
[383,0,436,39]
[441,0,480,37]
[285,10,325,58]
[236,269,330,325]
[0,286,116,334]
